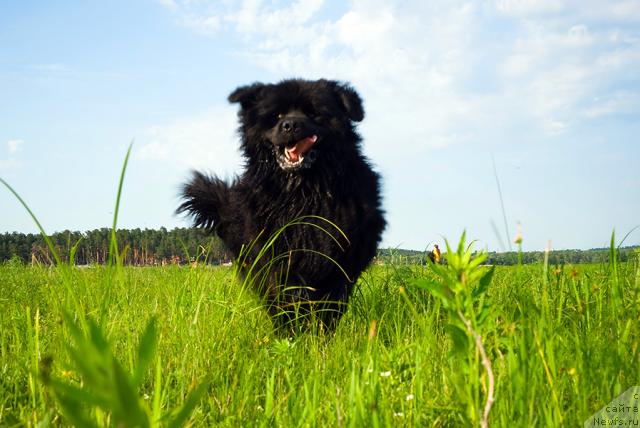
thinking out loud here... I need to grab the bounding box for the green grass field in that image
[2,151,638,427]
[1,254,638,427]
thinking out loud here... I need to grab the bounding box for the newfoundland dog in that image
[178,79,385,330]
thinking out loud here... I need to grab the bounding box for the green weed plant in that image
[1,144,206,427]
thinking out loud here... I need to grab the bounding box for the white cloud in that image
[491,0,565,16]
[157,0,224,34]
[157,0,326,34]
[492,0,640,21]
[0,140,25,171]
[610,1,640,20]
[181,14,222,35]
[496,17,640,133]
[0,139,24,171]
[159,0,640,149]
[157,0,178,11]
[222,1,484,158]
[227,0,324,36]
[584,91,640,118]
[137,106,243,175]
[7,139,24,154]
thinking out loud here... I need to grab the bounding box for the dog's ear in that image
[330,81,364,122]
[228,83,265,110]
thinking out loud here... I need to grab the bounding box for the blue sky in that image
[1,0,639,251]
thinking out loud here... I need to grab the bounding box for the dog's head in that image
[229,79,364,172]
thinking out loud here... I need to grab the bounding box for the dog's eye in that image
[277,113,284,120]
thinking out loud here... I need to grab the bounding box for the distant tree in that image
[0,230,637,266]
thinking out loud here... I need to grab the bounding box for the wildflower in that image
[379,371,391,377]
[406,394,414,401]
[514,223,523,245]
[568,367,577,377]
[393,412,404,417]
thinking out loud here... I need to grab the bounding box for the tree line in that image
[1,228,638,266]
[377,246,639,266]
[0,228,229,266]
[485,248,638,265]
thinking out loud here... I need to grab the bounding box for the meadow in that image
[1,251,638,427]
[1,150,638,426]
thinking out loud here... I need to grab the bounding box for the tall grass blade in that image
[166,381,209,428]
[152,355,163,426]
[617,224,639,250]
[107,142,133,267]
[112,359,149,428]
[133,318,158,386]
[492,155,512,251]
[0,178,63,266]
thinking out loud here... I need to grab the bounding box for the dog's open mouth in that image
[277,135,318,170]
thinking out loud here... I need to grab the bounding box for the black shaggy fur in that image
[178,79,386,329]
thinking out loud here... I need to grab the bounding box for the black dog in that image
[178,79,385,329]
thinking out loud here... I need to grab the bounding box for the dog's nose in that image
[281,119,303,134]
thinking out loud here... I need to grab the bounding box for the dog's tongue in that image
[285,135,318,162]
